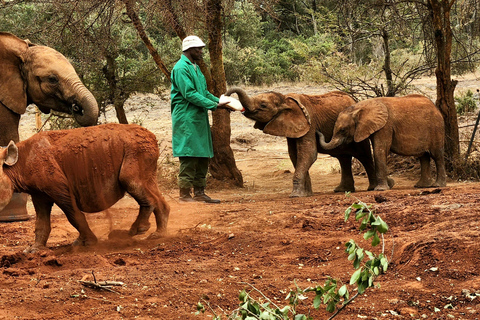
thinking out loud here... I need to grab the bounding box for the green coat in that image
[170,55,219,158]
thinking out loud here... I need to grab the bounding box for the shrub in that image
[455,89,478,114]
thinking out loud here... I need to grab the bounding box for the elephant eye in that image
[47,75,59,84]
[260,104,267,109]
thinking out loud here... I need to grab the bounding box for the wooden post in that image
[35,107,42,132]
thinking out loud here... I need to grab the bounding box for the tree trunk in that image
[123,0,171,78]
[102,54,128,124]
[206,0,243,187]
[382,29,395,97]
[428,0,459,169]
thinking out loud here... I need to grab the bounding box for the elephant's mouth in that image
[71,103,84,116]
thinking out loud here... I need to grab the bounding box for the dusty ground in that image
[1,78,480,319]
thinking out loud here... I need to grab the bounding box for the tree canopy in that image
[1,0,479,179]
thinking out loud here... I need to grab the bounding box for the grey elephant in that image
[318,94,446,191]
[226,87,377,197]
[0,32,99,221]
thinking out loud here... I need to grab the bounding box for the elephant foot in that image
[369,178,394,191]
[129,221,151,236]
[23,244,47,254]
[72,236,98,247]
[414,180,433,188]
[289,189,313,198]
[108,229,132,240]
[387,177,395,189]
[374,182,391,191]
[432,180,446,188]
[334,185,355,193]
[146,230,167,240]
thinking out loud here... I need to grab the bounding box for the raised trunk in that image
[225,87,253,110]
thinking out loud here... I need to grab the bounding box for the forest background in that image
[1,0,480,185]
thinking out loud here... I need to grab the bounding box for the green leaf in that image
[313,294,322,309]
[353,256,360,269]
[348,252,356,261]
[381,256,389,271]
[295,315,308,320]
[344,207,352,221]
[239,289,248,302]
[278,305,290,315]
[350,268,362,285]
[356,248,364,261]
[351,203,363,209]
[358,280,367,294]
[260,311,274,320]
[374,266,380,275]
[359,218,368,230]
[365,250,374,259]
[371,232,380,246]
[326,300,336,313]
[364,229,375,240]
[355,210,367,221]
[372,216,388,233]
[338,284,347,297]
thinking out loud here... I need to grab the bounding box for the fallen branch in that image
[79,280,121,294]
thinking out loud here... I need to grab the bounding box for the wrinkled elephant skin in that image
[0,31,99,222]
[226,87,377,197]
[318,94,446,190]
[0,124,170,252]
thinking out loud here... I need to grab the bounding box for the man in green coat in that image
[171,35,226,203]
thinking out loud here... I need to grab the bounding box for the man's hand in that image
[218,95,245,111]
[217,101,230,108]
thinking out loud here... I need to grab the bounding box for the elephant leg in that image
[56,198,98,247]
[288,137,316,197]
[432,150,447,187]
[24,195,54,253]
[354,140,378,191]
[334,155,355,193]
[415,154,434,188]
[372,138,391,191]
[119,164,170,238]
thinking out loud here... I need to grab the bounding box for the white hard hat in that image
[182,35,206,51]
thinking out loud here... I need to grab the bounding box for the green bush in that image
[455,89,478,114]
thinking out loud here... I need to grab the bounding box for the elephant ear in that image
[1,141,19,166]
[0,34,29,115]
[354,100,388,142]
[262,95,311,138]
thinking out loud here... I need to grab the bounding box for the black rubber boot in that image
[179,188,195,203]
[193,187,220,204]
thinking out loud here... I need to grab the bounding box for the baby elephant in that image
[318,94,446,190]
[0,123,170,252]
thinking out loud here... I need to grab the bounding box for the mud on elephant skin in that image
[0,124,170,253]
[318,94,446,191]
[225,87,377,197]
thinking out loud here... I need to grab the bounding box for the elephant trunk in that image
[317,131,344,150]
[71,82,99,127]
[225,87,253,111]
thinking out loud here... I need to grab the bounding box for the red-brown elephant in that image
[0,124,169,253]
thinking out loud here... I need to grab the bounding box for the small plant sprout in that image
[196,195,390,319]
